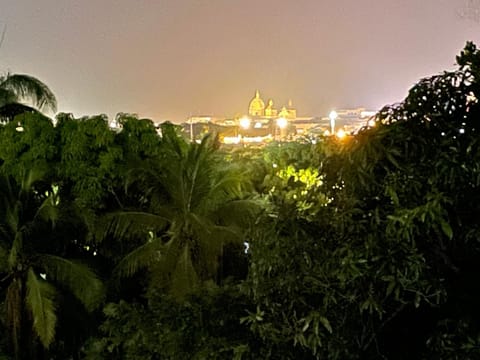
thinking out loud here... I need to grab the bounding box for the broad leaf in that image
[39,255,104,312]
[25,268,57,348]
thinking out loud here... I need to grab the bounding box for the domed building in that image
[248,90,296,119]
[248,90,265,116]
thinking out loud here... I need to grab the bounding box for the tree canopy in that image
[2,43,480,359]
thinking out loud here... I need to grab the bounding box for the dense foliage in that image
[1,43,480,359]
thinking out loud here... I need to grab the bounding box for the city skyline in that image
[1,0,480,122]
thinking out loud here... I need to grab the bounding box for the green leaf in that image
[40,255,104,312]
[114,237,163,279]
[440,219,453,240]
[25,268,57,348]
[319,316,332,334]
[386,281,396,297]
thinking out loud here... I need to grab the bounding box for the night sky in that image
[1,0,480,122]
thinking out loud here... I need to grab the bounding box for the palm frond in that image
[20,167,46,195]
[7,232,22,270]
[94,211,169,243]
[25,268,57,348]
[34,195,59,227]
[1,74,57,113]
[213,199,263,227]
[114,236,164,279]
[209,170,245,198]
[38,255,104,312]
[170,244,200,298]
[146,236,185,292]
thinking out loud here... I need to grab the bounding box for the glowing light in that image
[242,136,266,143]
[254,122,262,129]
[329,110,338,134]
[276,117,288,129]
[239,116,251,129]
[367,119,376,127]
[223,136,241,144]
[336,129,346,139]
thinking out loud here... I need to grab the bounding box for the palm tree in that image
[0,169,103,359]
[0,73,57,121]
[100,125,257,297]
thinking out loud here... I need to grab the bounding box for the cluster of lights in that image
[232,110,356,144]
[327,110,348,139]
[323,128,347,139]
[239,116,251,129]
[239,116,288,130]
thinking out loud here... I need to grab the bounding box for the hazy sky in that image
[1,0,480,122]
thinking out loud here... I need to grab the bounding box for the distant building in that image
[327,108,376,134]
[181,91,376,143]
[248,90,297,119]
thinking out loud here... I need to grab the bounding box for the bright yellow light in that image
[336,129,346,139]
[239,116,251,129]
[242,136,265,143]
[329,110,338,134]
[276,117,288,129]
[223,136,241,144]
[367,119,376,127]
[329,110,338,121]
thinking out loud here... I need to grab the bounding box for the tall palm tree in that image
[0,73,57,121]
[100,126,257,297]
[0,169,103,359]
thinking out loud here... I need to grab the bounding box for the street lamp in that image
[275,117,288,141]
[239,116,251,144]
[329,110,338,135]
[336,128,346,139]
[239,116,251,130]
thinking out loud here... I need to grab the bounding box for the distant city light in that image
[329,110,338,134]
[242,136,265,143]
[223,136,241,144]
[276,117,288,129]
[109,120,119,128]
[336,129,346,139]
[239,116,251,129]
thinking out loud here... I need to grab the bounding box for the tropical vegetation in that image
[0,43,480,359]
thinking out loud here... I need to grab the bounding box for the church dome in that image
[249,90,265,117]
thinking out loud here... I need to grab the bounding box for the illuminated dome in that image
[248,90,265,117]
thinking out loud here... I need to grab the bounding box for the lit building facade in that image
[248,90,297,119]
[182,90,376,143]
